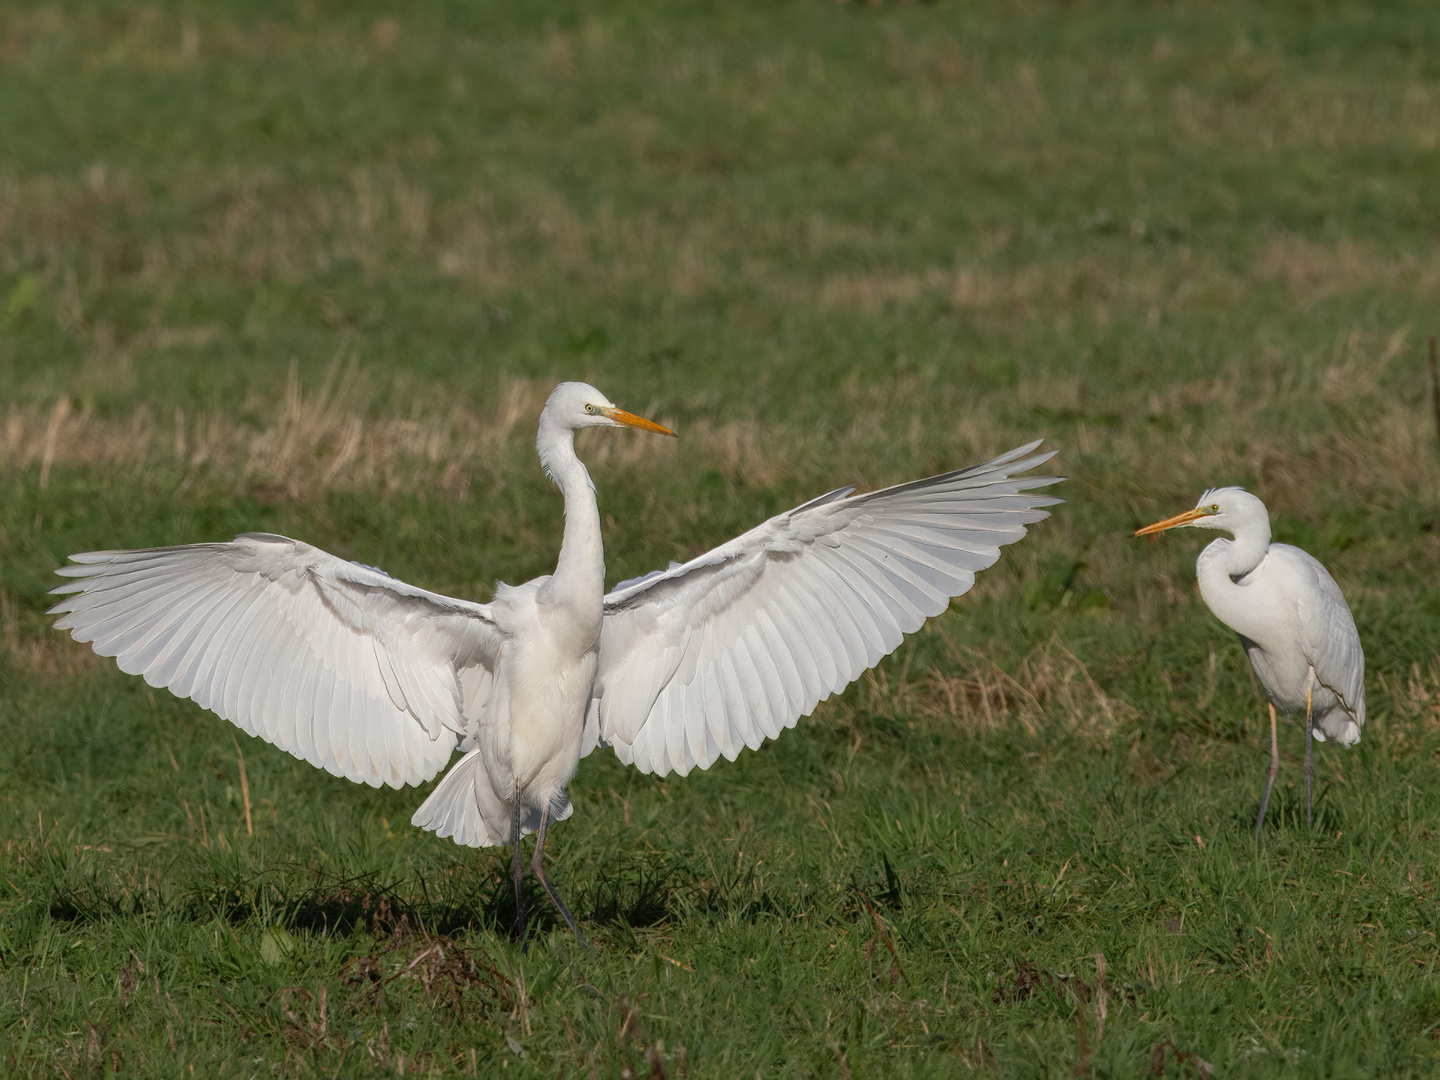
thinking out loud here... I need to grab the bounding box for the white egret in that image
[1134,487,1364,833]
[50,381,1061,944]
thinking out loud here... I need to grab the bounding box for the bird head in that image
[543,381,676,436]
[1134,486,1268,538]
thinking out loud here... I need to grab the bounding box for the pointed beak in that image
[1134,506,1211,537]
[600,406,676,437]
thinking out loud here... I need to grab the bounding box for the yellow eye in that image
[585,404,595,413]
[1210,504,1219,512]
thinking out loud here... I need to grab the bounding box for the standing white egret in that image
[49,381,1061,945]
[1134,487,1364,833]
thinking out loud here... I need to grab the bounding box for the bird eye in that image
[585,404,595,413]
[1209,504,1219,512]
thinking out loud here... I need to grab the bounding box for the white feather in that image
[593,444,1061,775]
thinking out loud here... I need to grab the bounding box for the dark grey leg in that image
[1255,703,1280,836]
[531,808,588,948]
[1303,682,1314,828]
[511,791,527,947]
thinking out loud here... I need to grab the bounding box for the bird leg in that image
[531,809,588,949]
[1255,702,1280,836]
[1303,681,1314,827]
[510,792,527,947]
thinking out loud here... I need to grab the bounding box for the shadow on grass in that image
[1234,784,1344,837]
[43,835,911,950]
[42,846,506,938]
[45,846,698,947]
[582,853,685,930]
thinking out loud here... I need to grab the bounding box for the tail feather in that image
[411,749,511,847]
[411,750,573,847]
[1313,706,1362,747]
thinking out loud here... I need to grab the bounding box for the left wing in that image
[590,442,1062,776]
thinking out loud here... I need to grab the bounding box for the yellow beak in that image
[1134,506,1212,537]
[601,406,677,437]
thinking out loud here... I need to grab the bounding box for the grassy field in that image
[3,0,1440,1074]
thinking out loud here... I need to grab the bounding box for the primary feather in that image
[595,442,1061,775]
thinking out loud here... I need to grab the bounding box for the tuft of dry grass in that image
[917,637,1137,743]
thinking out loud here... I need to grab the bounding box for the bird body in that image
[52,381,1062,941]
[1136,487,1364,830]
[485,575,598,824]
[1199,541,1362,744]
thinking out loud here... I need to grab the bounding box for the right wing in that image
[1281,545,1366,743]
[50,533,505,788]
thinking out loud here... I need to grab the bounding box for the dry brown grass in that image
[0,364,884,502]
[1069,325,1440,508]
[833,631,1135,746]
[1374,660,1440,765]
[0,364,550,500]
[0,588,103,677]
[7,313,1437,544]
[1258,235,1440,307]
[916,636,1137,743]
[812,240,1440,336]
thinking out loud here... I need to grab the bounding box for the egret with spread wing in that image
[1135,488,1364,833]
[51,381,1061,945]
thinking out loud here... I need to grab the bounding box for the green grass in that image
[3,0,1440,1074]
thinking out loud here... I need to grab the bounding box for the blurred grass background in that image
[3,0,1440,1075]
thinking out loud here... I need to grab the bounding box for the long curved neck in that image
[537,420,604,615]
[1194,514,1271,638]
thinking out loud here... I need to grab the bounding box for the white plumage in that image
[595,440,1059,777]
[1135,487,1365,833]
[51,381,1061,943]
[52,536,498,787]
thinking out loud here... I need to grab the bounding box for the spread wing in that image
[1281,545,1366,742]
[591,442,1062,775]
[50,533,505,788]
